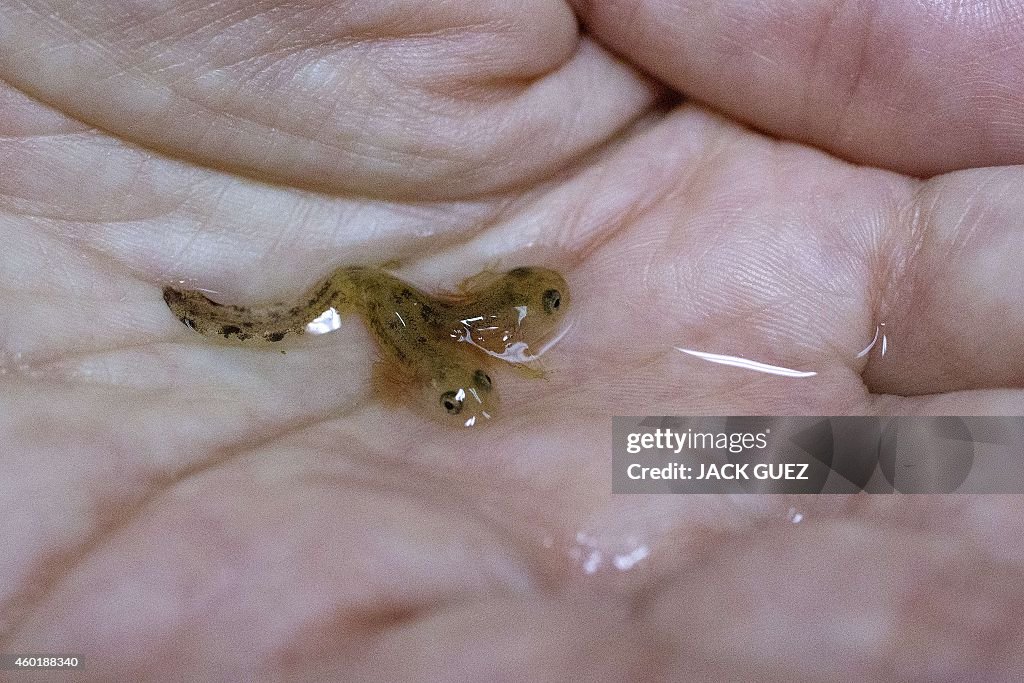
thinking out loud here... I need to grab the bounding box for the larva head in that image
[456,267,569,357]
[428,365,498,428]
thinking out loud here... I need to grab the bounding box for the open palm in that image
[3,0,1024,679]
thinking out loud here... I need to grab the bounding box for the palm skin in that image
[3,0,1024,679]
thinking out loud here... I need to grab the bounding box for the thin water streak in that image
[674,347,817,378]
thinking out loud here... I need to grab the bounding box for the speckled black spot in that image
[241,321,254,328]
[162,287,182,305]
[221,325,241,336]
[420,305,434,321]
[417,335,427,344]
[401,288,413,299]
[236,332,252,341]
[473,369,492,389]
[265,331,287,342]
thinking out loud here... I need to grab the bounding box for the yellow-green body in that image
[162,266,569,427]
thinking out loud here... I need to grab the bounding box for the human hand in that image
[2,0,1024,678]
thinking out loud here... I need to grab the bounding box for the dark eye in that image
[542,288,561,313]
[440,390,463,415]
[473,370,492,389]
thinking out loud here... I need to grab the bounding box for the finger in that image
[0,1,659,198]
[875,389,1024,416]
[572,0,1024,176]
[864,167,1024,395]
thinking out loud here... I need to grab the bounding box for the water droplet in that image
[613,545,650,571]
